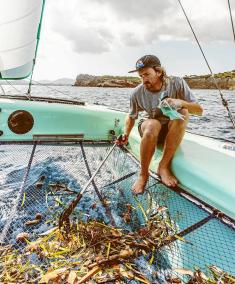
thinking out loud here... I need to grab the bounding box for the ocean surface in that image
[3,84,235,142]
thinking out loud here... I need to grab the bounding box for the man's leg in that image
[132,119,161,194]
[157,109,189,187]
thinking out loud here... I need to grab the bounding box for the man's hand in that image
[115,134,129,146]
[165,98,203,115]
[165,98,184,110]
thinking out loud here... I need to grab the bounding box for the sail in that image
[0,0,45,80]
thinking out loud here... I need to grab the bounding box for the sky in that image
[33,0,235,80]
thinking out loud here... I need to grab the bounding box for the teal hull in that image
[0,97,235,219]
[128,126,235,220]
[0,98,125,141]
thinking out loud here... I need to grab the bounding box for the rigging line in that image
[25,78,82,102]
[4,80,33,101]
[6,80,34,100]
[80,142,116,227]
[177,0,235,129]
[228,0,235,42]
[27,64,34,100]
[4,80,22,94]
[0,84,6,95]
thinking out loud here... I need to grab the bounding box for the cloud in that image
[89,0,235,42]
[89,0,172,21]
[45,0,235,56]
[120,32,144,46]
[47,0,116,54]
[60,26,114,54]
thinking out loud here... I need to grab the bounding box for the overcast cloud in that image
[34,0,235,80]
[48,0,234,55]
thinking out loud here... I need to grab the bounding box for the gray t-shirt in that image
[129,76,197,122]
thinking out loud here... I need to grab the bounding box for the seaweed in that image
[0,208,177,283]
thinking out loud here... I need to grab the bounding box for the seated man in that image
[121,55,203,194]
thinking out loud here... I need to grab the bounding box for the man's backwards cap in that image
[128,55,161,73]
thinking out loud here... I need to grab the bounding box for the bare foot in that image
[132,174,149,195]
[157,167,178,187]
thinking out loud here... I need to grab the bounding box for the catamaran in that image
[0,1,234,283]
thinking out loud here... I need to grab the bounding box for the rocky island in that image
[74,71,235,90]
[74,74,141,88]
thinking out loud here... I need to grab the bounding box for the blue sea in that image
[3,84,235,142]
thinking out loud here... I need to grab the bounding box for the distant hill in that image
[37,80,51,85]
[50,78,74,86]
[37,78,74,86]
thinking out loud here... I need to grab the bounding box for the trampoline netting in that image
[0,141,234,284]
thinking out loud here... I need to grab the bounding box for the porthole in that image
[8,110,34,134]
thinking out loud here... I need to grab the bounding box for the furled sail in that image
[0,0,45,80]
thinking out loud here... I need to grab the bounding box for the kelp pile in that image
[1,213,235,283]
[1,202,235,284]
[0,209,177,284]
[1,175,235,284]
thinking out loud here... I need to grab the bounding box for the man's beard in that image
[144,82,153,91]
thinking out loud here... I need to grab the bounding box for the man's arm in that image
[168,77,203,116]
[118,90,138,144]
[166,98,203,116]
[124,115,136,137]
[181,100,203,115]
[116,115,135,145]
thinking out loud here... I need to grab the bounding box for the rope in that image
[0,142,37,243]
[4,80,22,94]
[3,80,33,101]
[25,78,82,102]
[228,0,235,42]
[177,0,235,129]
[26,63,34,100]
[0,84,6,95]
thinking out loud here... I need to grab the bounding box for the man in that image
[121,55,203,194]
